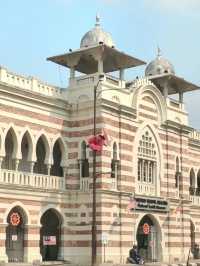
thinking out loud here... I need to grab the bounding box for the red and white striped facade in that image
[0,54,199,264]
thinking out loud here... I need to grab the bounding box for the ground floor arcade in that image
[0,202,196,264]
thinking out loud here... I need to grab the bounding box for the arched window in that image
[196,170,200,196]
[137,130,157,184]
[175,157,180,189]
[2,128,18,170]
[19,131,32,172]
[33,136,47,175]
[189,168,196,195]
[111,142,118,178]
[50,140,63,177]
[80,141,89,178]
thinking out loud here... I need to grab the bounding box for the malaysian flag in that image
[43,236,56,246]
[127,198,137,212]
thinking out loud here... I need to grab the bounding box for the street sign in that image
[102,232,109,245]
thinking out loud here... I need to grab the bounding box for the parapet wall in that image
[0,66,64,99]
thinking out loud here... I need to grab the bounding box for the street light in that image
[92,74,105,266]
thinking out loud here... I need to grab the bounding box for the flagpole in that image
[91,75,104,266]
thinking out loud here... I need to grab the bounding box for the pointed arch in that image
[6,205,28,262]
[19,130,34,172]
[175,156,180,189]
[135,213,163,262]
[189,168,196,195]
[2,127,19,170]
[40,208,63,261]
[133,122,163,196]
[196,169,200,195]
[131,83,167,125]
[111,141,119,180]
[51,137,67,177]
[4,201,30,224]
[52,136,67,167]
[0,126,4,156]
[79,140,89,178]
[33,134,50,175]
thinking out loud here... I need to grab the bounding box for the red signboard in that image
[43,236,56,246]
[143,223,150,235]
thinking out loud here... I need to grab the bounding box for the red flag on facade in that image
[88,134,106,151]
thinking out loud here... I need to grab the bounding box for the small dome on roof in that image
[145,48,175,76]
[80,15,115,48]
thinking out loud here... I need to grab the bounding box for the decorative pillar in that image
[70,66,75,79]
[119,69,124,80]
[163,85,168,99]
[15,159,20,171]
[0,223,8,262]
[179,91,183,103]
[68,55,80,83]
[98,59,103,73]
[25,224,42,263]
[47,164,51,176]
[62,166,67,190]
[29,161,35,173]
[0,156,3,169]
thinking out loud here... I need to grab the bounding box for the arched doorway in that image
[6,206,27,262]
[136,215,162,262]
[40,209,62,261]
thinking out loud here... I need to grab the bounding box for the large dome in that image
[80,15,115,48]
[145,49,175,76]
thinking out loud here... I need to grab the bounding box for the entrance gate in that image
[40,209,62,261]
[6,207,26,262]
[136,215,161,262]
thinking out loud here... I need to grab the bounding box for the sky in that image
[0,0,200,128]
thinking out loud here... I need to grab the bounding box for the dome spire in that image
[80,14,115,48]
[95,13,100,27]
[157,46,162,58]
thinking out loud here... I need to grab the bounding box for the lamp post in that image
[92,74,105,266]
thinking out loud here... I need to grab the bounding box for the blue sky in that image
[1,0,200,128]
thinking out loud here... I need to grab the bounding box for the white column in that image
[0,223,8,262]
[15,159,20,171]
[141,159,144,182]
[62,166,67,190]
[119,69,124,80]
[25,224,42,263]
[98,59,103,73]
[163,85,168,99]
[47,164,52,176]
[147,161,150,183]
[70,66,75,79]
[179,91,183,103]
[29,161,35,173]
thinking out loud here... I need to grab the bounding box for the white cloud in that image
[144,0,200,11]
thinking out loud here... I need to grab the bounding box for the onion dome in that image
[80,15,115,48]
[145,48,175,76]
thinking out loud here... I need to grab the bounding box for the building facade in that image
[0,16,200,264]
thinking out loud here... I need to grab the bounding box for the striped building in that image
[0,15,200,265]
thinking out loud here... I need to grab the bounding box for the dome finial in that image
[157,46,162,58]
[95,13,100,27]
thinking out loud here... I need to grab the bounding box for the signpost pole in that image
[104,243,106,263]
